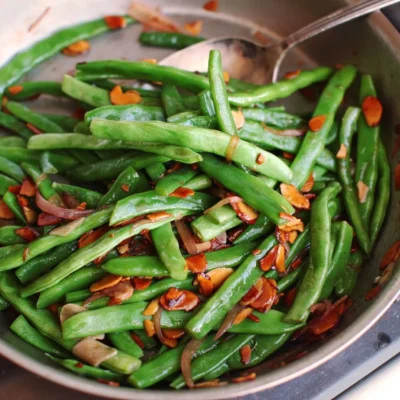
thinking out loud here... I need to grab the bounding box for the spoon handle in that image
[285,0,399,48]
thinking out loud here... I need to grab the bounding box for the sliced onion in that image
[72,338,117,367]
[214,304,245,340]
[83,292,105,307]
[50,218,85,236]
[204,196,242,215]
[195,241,211,253]
[215,231,227,245]
[153,306,165,343]
[60,304,87,324]
[181,338,205,388]
[175,220,198,255]
[263,124,307,137]
[36,191,93,220]
[225,135,240,162]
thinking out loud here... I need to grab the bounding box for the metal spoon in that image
[161,0,399,84]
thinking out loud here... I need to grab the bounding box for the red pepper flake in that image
[75,362,84,368]
[308,115,326,132]
[252,249,261,256]
[191,163,199,171]
[203,0,218,11]
[231,372,256,383]
[284,70,301,80]
[97,379,120,387]
[259,245,278,272]
[362,96,383,127]
[186,253,207,273]
[240,344,252,365]
[47,303,59,314]
[22,247,29,262]
[247,313,260,322]
[76,202,87,210]
[16,227,40,243]
[147,211,171,221]
[282,152,294,160]
[130,332,145,349]
[284,287,297,308]
[78,226,109,249]
[380,240,400,269]
[20,178,36,197]
[170,187,195,198]
[167,162,181,174]
[72,108,85,121]
[8,185,21,195]
[93,253,109,265]
[104,16,127,30]
[336,63,344,69]
[7,85,24,95]
[395,163,400,190]
[253,30,269,45]
[132,277,152,290]
[26,123,42,135]
[121,184,130,193]
[256,153,265,165]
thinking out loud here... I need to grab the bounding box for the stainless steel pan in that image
[0,1,399,398]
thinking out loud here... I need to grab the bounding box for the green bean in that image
[93,80,161,98]
[108,331,144,359]
[0,272,138,374]
[43,114,78,131]
[0,174,18,195]
[3,191,26,224]
[0,147,39,165]
[69,152,170,182]
[155,166,197,196]
[325,120,338,145]
[5,81,64,100]
[335,251,364,297]
[161,84,186,117]
[84,104,165,124]
[0,225,25,245]
[356,75,380,226]
[234,216,275,245]
[76,60,209,93]
[21,162,58,200]
[66,289,92,303]
[209,50,238,135]
[319,221,353,300]
[175,115,219,129]
[90,120,292,182]
[74,121,92,134]
[62,75,110,107]
[199,90,216,117]
[290,65,357,189]
[68,149,100,165]
[103,242,257,276]
[0,157,25,183]
[40,151,80,174]
[0,136,27,148]
[242,108,305,129]
[0,17,133,95]
[370,142,390,244]
[167,110,201,123]
[52,183,102,209]
[170,334,254,389]
[0,206,113,270]
[206,205,237,224]
[36,266,107,309]
[5,101,65,133]
[227,67,333,106]
[152,222,188,280]
[181,95,200,110]
[21,210,190,297]
[0,294,10,310]
[110,190,214,225]
[10,315,69,357]
[16,241,78,284]
[199,153,294,225]
[134,171,151,193]
[145,163,166,181]
[98,167,139,207]
[139,31,205,49]
[186,233,277,339]
[183,174,212,191]
[284,182,341,324]
[337,107,370,254]
[191,214,242,242]
[0,111,33,139]
[46,355,124,382]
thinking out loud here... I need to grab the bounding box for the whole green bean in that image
[5,81,64,100]
[36,266,107,309]
[0,17,133,95]
[90,120,293,183]
[76,60,209,93]
[152,222,188,280]
[139,31,205,49]
[98,167,139,207]
[108,331,144,359]
[209,50,238,135]
[0,136,27,148]
[155,166,197,196]
[242,108,305,129]
[198,90,216,117]
[5,102,65,133]
[284,182,341,324]
[290,65,357,189]
[3,191,26,224]
[10,315,69,358]
[335,251,364,297]
[84,104,165,124]
[0,148,39,165]
[356,75,380,226]
[191,214,242,242]
[337,107,370,254]
[227,67,333,106]
[183,174,212,191]
[110,190,214,225]
[161,84,186,117]
[16,241,78,284]
[370,142,390,244]
[21,210,190,297]
[0,206,113,270]
[52,183,102,209]
[0,156,25,182]
[0,111,33,139]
